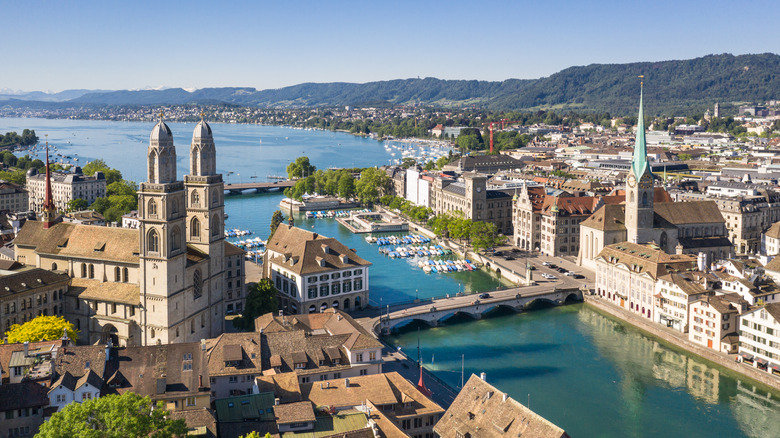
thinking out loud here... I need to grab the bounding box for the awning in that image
[757,358,769,366]
[740,352,754,361]
[771,365,780,372]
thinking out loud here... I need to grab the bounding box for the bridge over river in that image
[225,180,295,195]
[370,284,585,336]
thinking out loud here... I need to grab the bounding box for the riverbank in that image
[584,294,780,395]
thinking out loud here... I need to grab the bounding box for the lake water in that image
[5,117,780,437]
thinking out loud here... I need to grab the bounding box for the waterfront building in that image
[579,87,730,271]
[433,373,569,438]
[405,166,431,207]
[513,182,600,255]
[0,181,28,213]
[26,166,106,215]
[0,267,69,332]
[431,172,514,236]
[738,303,780,374]
[14,117,241,346]
[595,242,698,321]
[654,272,712,332]
[263,224,371,315]
[688,294,745,352]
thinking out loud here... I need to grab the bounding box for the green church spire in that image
[631,78,651,180]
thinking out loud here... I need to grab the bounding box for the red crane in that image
[482,119,522,153]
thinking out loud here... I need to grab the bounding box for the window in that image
[80,263,86,278]
[356,353,363,362]
[354,269,363,275]
[359,369,367,376]
[186,397,196,407]
[172,199,179,215]
[148,199,157,216]
[147,229,160,253]
[308,287,317,299]
[320,284,329,297]
[369,351,376,361]
[332,283,340,295]
[81,392,92,401]
[229,376,238,383]
[193,270,202,299]
[123,267,129,282]
[191,217,200,238]
[211,215,220,237]
[55,394,66,403]
[191,190,200,207]
[354,278,363,290]
[171,226,181,251]
[319,274,330,281]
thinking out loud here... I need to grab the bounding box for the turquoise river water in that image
[3,117,780,437]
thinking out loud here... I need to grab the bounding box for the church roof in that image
[580,204,626,231]
[193,120,213,139]
[69,278,141,306]
[630,85,651,181]
[15,221,140,264]
[653,201,725,225]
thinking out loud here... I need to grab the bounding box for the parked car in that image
[479,293,491,299]
[542,261,551,266]
[565,271,576,276]
[572,274,585,279]
[504,256,515,261]
[557,267,568,273]
[548,264,558,269]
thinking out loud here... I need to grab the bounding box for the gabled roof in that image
[433,374,569,438]
[68,278,140,305]
[653,201,725,225]
[597,242,697,280]
[766,222,780,240]
[580,204,626,231]
[266,225,371,276]
[15,221,139,263]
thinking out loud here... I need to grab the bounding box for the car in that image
[542,261,551,266]
[572,274,585,279]
[529,265,536,270]
[557,267,568,273]
[511,248,520,253]
[565,271,576,276]
[548,275,558,280]
[479,293,491,299]
[504,256,515,261]
[548,264,558,269]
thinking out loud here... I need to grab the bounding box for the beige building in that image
[0,181,28,213]
[14,118,241,347]
[223,243,246,315]
[654,272,712,332]
[264,225,371,315]
[0,266,69,332]
[26,167,106,214]
[431,172,514,236]
[689,294,744,352]
[0,381,49,438]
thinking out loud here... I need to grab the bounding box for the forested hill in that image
[42,53,780,114]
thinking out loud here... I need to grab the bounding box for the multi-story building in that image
[264,225,371,315]
[0,181,28,213]
[26,167,106,214]
[223,243,246,316]
[654,272,712,332]
[0,268,70,332]
[431,172,514,236]
[761,221,780,257]
[0,381,49,438]
[15,118,241,346]
[676,188,780,255]
[688,294,745,353]
[738,303,780,373]
[594,242,698,321]
[513,182,601,256]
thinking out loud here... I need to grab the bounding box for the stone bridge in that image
[373,287,584,335]
[225,180,295,195]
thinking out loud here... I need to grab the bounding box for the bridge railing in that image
[368,283,521,313]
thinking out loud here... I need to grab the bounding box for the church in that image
[578,86,732,272]
[14,116,242,347]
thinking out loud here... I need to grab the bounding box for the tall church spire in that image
[630,77,651,181]
[41,137,57,229]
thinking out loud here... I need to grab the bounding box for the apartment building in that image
[26,168,106,214]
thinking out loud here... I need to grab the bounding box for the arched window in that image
[193,269,202,299]
[191,190,200,207]
[171,226,181,251]
[148,199,157,216]
[641,192,648,207]
[123,267,129,282]
[211,215,220,237]
[89,264,95,279]
[81,263,87,278]
[191,217,200,239]
[115,266,121,282]
[147,229,160,253]
[52,262,58,271]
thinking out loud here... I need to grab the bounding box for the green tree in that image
[234,279,279,330]
[355,167,390,205]
[240,432,273,438]
[677,153,692,161]
[0,169,26,185]
[36,392,187,438]
[286,156,316,179]
[3,315,78,344]
[337,173,355,199]
[66,199,89,212]
[470,221,505,252]
[269,210,284,238]
[106,180,137,198]
[82,159,122,184]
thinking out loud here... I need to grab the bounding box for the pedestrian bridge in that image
[374,287,583,335]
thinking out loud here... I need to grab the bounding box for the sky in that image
[3,0,780,93]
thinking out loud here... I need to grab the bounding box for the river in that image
[3,117,780,437]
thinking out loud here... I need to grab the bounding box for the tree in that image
[337,173,355,199]
[470,221,505,252]
[36,392,187,438]
[269,210,284,238]
[234,279,279,330]
[240,432,273,438]
[355,167,390,205]
[677,153,692,161]
[3,315,78,344]
[67,199,89,212]
[82,159,122,184]
[286,156,316,179]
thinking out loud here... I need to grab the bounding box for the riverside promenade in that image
[584,294,780,392]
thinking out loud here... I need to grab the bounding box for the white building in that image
[26,167,106,213]
[688,294,744,353]
[404,167,430,207]
[738,303,780,375]
[264,224,371,315]
[654,272,712,332]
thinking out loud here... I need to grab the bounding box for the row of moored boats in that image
[418,259,478,273]
[381,245,450,258]
[306,209,372,219]
[225,228,253,237]
[367,234,432,245]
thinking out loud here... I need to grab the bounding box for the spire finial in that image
[200,111,205,121]
[158,111,164,122]
[638,75,644,88]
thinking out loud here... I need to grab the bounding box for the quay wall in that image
[584,295,780,393]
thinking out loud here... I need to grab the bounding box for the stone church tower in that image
[138,116,188,345]
[625,83,655,244]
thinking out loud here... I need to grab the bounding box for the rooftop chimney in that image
[480,372,486,381]
[23,341,29,357]
[201,339,206,351]
[502,393,508,402]
[345,378,350,388]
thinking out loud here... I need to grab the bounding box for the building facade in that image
[0,268,70,333]
[26,167,106,214]
[0,181,28,213]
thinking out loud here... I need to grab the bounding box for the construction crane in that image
[481,119,522,153]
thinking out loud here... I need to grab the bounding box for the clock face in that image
[627,174,637,188]
[639,174,653,189]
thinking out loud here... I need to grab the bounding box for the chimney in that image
[275,398,280,406]
[479,372,486,381]
[326,382,330,388]
[201,339,206,351]
[23,341,29,357]
[344,378,350,388]
[502,393,508,402]
[697,252,707,272]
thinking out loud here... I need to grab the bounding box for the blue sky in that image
[3,0,779,92]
